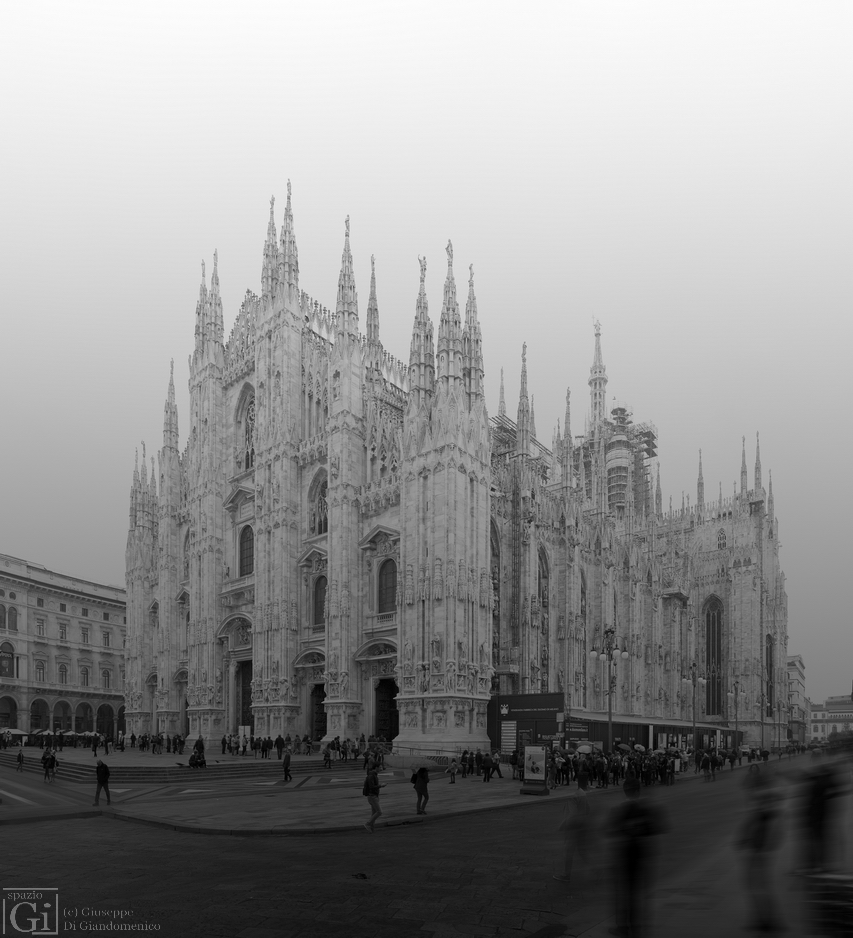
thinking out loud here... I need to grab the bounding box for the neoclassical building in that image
[0,553,127,736]
[125,186,788,750]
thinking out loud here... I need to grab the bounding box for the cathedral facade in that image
[125,187,788,751]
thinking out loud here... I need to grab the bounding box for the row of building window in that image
[0,644,117,688]
[0,610,119,647]
[0,591,120,621]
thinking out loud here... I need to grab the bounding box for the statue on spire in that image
[345,215,350,237]
[469,262,474,285]
[287,178,291,200]
[446,240,453,265]
[418,255,426,283]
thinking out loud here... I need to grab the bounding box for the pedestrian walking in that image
[413,766,430,814]
[16,748,24,772]
[482,751,494,782]
[475,749,484,776]
[275,735,284,759]
[283,749,292,782]
[492,751,504,779]
[510,749,519,780]
[93,759,111,806]
[363,764,385,832]
[445,759,459,783]
[460,750,469,779]
[609,775,666,937]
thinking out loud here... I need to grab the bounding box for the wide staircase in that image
[0,749,368,784]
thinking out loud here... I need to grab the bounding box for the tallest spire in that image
[335,215,358,337]
[436,240,462,385]
[588,320,608,424]
[740,435,748,494]
[697,449,704,508]
[278,179,299,297]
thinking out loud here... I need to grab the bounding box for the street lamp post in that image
[589,628,629,754]
[727,680,742,760]
[682,663,707,752]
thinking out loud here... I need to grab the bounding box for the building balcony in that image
[365,612,396,633]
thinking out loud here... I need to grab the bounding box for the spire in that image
[530,395,537,442]
[436,239,462,384]
[463,261,484,402]
[754,431,762,491]
[261,195,278,300]
[194,258,208,347]
[767,469,774,519]
[278,179,299,295]
[163,359,179,450]
[516,343,530,455]
[499,368,506,416]
[697,449,705,508]
[366,254,380,345]
[408,255,434,409]
[335,216,358,337]
[740,435,748,494]
[209,249,223,344]
[588,320,608,425]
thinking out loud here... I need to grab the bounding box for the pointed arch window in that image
[377,560,397,614]
[717,529,727,550]
[239,525,255,577]
[313,576,327,625]
[311,481,328,535]
[0,642,12,678]
[704,598,723,715]
[245,398,256,470]
[7,607,17,631]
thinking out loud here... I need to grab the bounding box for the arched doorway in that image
[53,701,72,731]
[375,679,398,740]
[0,695,18,729]
[75,702,94,733]
[30,699,49,732]
[97,704,115,738]
[310,684,326,740]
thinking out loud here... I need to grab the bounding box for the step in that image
[0,751,366,784]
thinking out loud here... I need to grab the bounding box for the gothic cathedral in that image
[125,186,787,750]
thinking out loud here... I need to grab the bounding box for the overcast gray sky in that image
[2,2,850,704]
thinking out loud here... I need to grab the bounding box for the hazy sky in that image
[2,3,850,704]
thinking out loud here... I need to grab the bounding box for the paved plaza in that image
[0,752,849,937]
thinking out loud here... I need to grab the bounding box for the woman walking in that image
[413,766,430,814]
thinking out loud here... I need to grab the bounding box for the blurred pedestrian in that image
[283,749,292,782]
[413,766,430,814]
[609,775,665,937]
[363,764,385,832]
[445,759,458,783]
[737,769,783,932]
[93,759,111,806]
[554,789,590,886]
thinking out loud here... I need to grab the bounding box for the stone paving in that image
[0,755,848,937]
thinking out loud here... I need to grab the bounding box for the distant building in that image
[0,553,127,736]
[786,654,806,745]
[810,694,853,742]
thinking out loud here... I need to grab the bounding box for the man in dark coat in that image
[93,759,111,806]
[283,749,292,782]
[275,735,285,759]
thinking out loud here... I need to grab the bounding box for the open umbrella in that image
[6,728,28,736]
[653,748,665,754]
[576,744,592,754]
[633,744,646,752]
[617,743,631,752]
